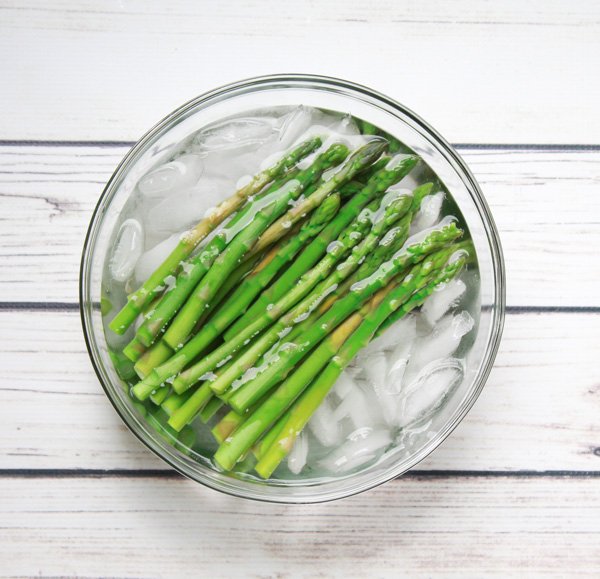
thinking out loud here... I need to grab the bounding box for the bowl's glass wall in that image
[81,75,504,503]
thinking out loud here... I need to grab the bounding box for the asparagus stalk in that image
[136,145,348,350]
[131,153,400,398]
[160,389,193,417]
[181,193,341,353]
[246,139,387,254]
[132,215,459,403]
[160,143,364,351]
[225,154,418,340]
[225,221,463,413]
[164,200,381,427]
[254,251,469,478]
[212,290,391,471]
[216,246,466,472]
[198,397,224,423]
[134,340,175,378]
[109,137,322,335]
[205,190,414,398]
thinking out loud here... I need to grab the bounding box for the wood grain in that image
[2,145,599,305]
[1,1,599,142]
[1,309,598,471]
[1,475,599,578]
[2,3,600,575]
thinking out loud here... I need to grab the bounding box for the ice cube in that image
[405,311,474,383]
[138,153,204,198]
[277,106,316,150]
[397,358,464,427]
[358,314,417,358]
[319,427,392,473]
[332,370,356,399]
[384,316,418,395]
[410,192,445,234]
[421,278,467,327]
[145,178,229,236]
[329,114,361,137]
[363,351,399,427]
[192,116,278,154]
[333,383,379,430]
[110,218,144,283]
[134,232,181,284]
[287,430,309,475]
[308,397,341,447]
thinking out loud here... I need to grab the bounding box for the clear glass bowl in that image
[80,74,505,503]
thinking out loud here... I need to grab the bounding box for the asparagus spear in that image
[225,221,463,413]
[198,397,224,423]
[216,246,467,471]
[181,193,341,353]
[204,190,414,398]
[132,212,458,404]
[254,251,469,477]
[225,154,418,340]
[131,151,400,400]
[136,145,348,350]
[109,137,322,335]
[212,285,395,471]
[247,139,387,253]
[164,198,386,427]
[160,389,193,417]
[161,142,384,351]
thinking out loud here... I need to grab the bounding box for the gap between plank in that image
[0,468,598,479]
[1,140,600,151]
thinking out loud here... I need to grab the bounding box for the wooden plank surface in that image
[2,145,599,306]
[2,1,600,576]
[0,0,599,143]
[2,475,599,578]
[1,309,598,472]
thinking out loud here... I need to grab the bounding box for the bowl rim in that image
[80,73,506,503]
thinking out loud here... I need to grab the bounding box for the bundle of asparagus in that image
[107,130,473,479]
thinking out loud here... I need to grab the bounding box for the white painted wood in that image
[2,5,600,575]
[0,1,599,142]
[2,475,599,577]
[1,145,599,305]
[1,309,598,471]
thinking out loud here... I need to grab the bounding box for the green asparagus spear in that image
[254,251,469,478]
[198,397,224,423]
[131,211,456,405]
[246,139,387,254]
[134,150,339,350]
[212,290,388,470]
[204,190,414,398]
[160,143,354,351]
[164,198,385,427]
[225,154,418,340]
[225,221,463,413]
[178,193,340,355]
[109,137,322,335]
[215,246,466,471]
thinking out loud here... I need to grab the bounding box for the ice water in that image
[101,105,481,483]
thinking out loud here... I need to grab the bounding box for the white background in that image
[1,1,599,577]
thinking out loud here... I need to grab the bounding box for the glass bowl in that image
[80,74,505,503]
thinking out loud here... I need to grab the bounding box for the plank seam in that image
[1,140,600,151]
[0,469,598,479]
